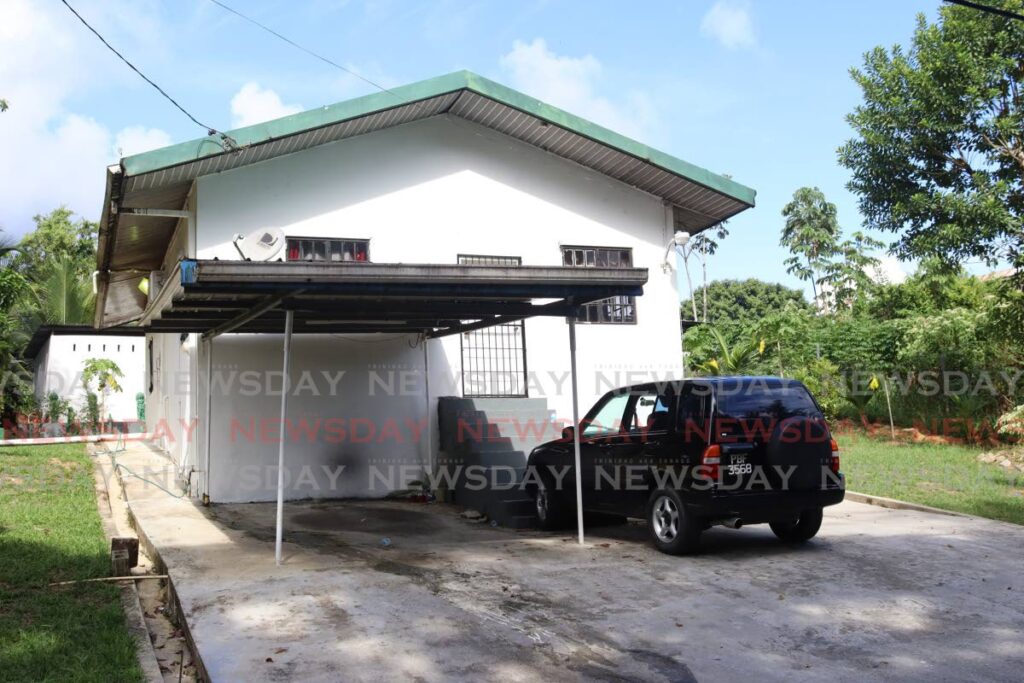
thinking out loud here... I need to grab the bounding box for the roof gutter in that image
[94,164,122,329]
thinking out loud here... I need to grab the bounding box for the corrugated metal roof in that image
[96,70,755,327]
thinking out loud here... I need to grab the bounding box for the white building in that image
[25,325,146,426]
[93,71,755,505]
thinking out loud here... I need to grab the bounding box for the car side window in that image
[626,391,673,434]
[677,386,710,442]
[582,393,630,437]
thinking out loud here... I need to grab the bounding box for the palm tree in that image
[31,256,95,325]
[696,328,762,375]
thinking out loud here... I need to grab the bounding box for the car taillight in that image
[701,444,721,480]
[829,438,841,474]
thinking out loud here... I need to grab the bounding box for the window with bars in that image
[286,237,369,262]
[561,246,637,324]
[458,255,528,397]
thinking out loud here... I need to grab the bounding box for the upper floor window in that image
[286,237,369,262]
[561,246,636,324]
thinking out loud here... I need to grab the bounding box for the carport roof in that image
[97,70,754,327]
[143,259,648,338]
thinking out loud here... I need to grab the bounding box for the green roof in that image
[121,70,754,207]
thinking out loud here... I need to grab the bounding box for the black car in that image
[526,376,845,554]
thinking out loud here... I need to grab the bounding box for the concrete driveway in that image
[117,448,1024,682]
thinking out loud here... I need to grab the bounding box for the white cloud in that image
[230,83,302,128]
[0,0,171,236]
[700,1,756,50]
[868,255,909,285]
[114,126,173,158]
[499,38,656,140]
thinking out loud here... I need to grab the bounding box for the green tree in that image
[683,278,810,331]
[81,358,123,427]
[780,187,842,305]
[820,231,884,310]
[12,207,98,278]
[839,2,1024,277]
[693,328,763,376]
[28,257,95,325]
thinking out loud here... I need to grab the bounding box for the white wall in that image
[152,115,685,502]
[35,334,145,423]
[196,116,683,414]
[203,334,440,502]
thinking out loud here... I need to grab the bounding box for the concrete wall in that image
[150,115,685,502]
[34,334,145,423]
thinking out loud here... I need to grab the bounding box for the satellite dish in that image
[232,227,286,261]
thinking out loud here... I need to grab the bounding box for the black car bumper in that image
[686,475,845,523]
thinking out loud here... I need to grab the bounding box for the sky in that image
[0,0,950,297]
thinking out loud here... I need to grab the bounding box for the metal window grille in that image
[458,255,528,397]
[286,237,369,262]
[561,246,637,324]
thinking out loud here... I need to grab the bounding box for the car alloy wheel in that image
[535,483,549,522]
[651,494,679,542]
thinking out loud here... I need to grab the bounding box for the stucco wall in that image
[151,115,686,502]
[34,335,145,423]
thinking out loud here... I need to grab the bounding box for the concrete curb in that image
[111,461,211,683]
[845,490,966,518]
[91,461,165,683]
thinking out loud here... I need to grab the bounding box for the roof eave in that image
[119,70,755,208]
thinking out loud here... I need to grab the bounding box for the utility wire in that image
[943,0,1024,22]
[59,0,238,148]
[206,0,402,100]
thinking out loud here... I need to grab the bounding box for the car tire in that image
[534,475,570,530]
[769,507,824,543]
[647,490,701,555]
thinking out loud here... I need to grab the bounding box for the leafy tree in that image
[683,278,809,331]
[839,2,1024,278]
[859,259,987,320]
[81,358,123,428]
[820,231,884,309]
[780,187,843,305]
[0,99,7,112]
[11,207,98,278]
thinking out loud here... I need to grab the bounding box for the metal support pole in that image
[274,310,294,565]
[202,337,213,505]
[422,337,433,480]
[568,318,585,545]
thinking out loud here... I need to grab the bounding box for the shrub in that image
[997,405,1024,442]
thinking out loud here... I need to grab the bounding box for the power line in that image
[59,0,237,148]
[943,0,1024,22]
[206,0,401,99]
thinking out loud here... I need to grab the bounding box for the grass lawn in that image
[837,430,1024,525]
[0,444,142,683]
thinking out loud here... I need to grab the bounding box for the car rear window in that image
[715,381,822,433]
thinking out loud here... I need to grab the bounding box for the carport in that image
[139,257,648,563]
